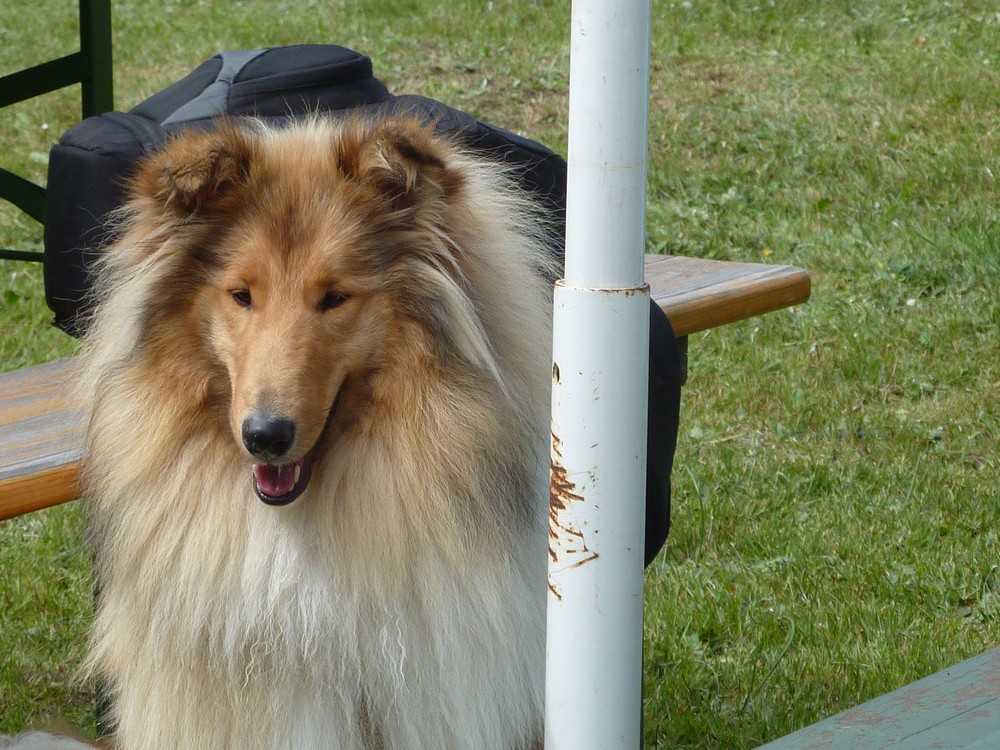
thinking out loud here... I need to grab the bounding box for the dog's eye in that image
[320,291,348,311]
[231,289,252,308]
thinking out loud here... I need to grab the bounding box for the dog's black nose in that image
[242,414,296,460]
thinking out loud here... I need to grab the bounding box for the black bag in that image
[42,44,680,564]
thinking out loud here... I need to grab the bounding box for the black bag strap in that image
[132,45,390,128]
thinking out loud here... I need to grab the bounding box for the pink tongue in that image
[253,461,300,497]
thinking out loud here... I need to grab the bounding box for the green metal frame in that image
[0,0,113,262]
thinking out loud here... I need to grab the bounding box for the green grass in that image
[2,0,998,746]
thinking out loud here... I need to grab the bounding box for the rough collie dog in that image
[76,116,554,749]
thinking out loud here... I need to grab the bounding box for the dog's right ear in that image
[132,123,255,215]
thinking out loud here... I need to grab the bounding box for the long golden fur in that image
[77,116,554,749]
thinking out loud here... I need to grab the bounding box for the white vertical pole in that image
[545,0,652,746]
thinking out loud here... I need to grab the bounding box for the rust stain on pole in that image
[549,430,599,601]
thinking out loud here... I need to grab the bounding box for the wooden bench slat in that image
[0,465,84,520]
[0,411,84,479]
[0,254,811,521]
[0,357,80,426]
[0,402,84,520]
[645,254,811,336]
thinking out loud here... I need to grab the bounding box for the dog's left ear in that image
[341,119,463,217]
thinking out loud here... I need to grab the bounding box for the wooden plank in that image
[0,411,84,480]
[756,647,1000,750]
[0,360,84,520]
[0,465,83,520]
[646,254,812,337]
[0,255,811,521]
[0,358,80,426]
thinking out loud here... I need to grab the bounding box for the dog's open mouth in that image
[252,458,313,506]
[249,389,342,506]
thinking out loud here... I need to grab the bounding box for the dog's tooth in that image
[293,464,301,484]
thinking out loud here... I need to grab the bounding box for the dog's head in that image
[118,118,507,506]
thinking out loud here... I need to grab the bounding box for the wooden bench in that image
[0,253,810,521]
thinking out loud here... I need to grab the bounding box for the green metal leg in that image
[0,0,113,262]
[0,168,45,223]
[80,0,114,117]
[0,169,44,262]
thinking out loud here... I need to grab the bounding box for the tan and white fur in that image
[75,116,555,749]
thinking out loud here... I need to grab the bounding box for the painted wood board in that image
[756,647,1000,750]
[645,254,811,337]
[0,360,84,519]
